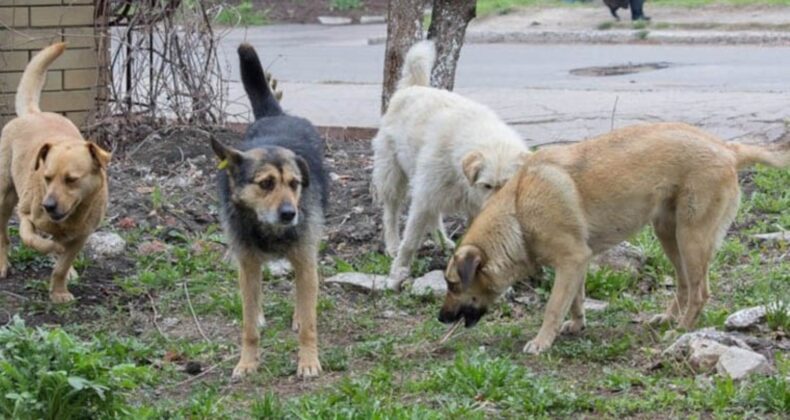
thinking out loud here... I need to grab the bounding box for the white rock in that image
[85,232,126,259]
[325,272,398,291]
[751,231,790,243]
[688,338,730,372]
[716,346,772,380]
[663,327,751,357]
[591,242,645,275]
[266,259,292,277]
[725,306,767,330]
[411,270,447,296]
[360,15,386,24]
[583,298,609,311]
[317,16,352,25]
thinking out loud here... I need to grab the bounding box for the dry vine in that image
[88,1,234,151]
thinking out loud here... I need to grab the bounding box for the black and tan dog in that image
[438,123,789,354]
[212,44,328,378]
[0,43,111,303]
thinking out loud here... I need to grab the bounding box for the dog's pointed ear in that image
[210,137,243,169]
[461,151,484,185]
[295,156,310,188]
[35,143,52,171]
[87,143,112,169]
[455,245,484,290]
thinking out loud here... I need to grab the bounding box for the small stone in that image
[184,361,203,375]
[583,298,609,312]
[591,242,645,275]
[267,259,292,277]
[716,347,772,380]
[317,16,352,25]
[382,310,397,319]
[410,270,447,296]
[725,306,767,330]
[325,272,398,291]
[751,231,790,243]
[85,232,126,259]
[514,294,538,306]
[138,240,169,256]
[329,172,342,182]
[116,217,137,230]
[161,317,179,328]
[663,327,752,357]
[688,338,730,372]
[360,15,386,24]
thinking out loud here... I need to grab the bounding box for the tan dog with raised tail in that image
[0,43,111,302]
[438,123,789,354]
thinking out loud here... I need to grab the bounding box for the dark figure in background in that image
[604,0,650,21]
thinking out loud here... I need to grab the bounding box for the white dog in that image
[371,41,529,288]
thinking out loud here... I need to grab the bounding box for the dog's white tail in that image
[15,43,66,116]
[397,40,436,90]
[730,143,790,170]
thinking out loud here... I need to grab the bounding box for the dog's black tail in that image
[238,43,283,119]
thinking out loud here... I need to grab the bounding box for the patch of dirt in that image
[250,0,388,24]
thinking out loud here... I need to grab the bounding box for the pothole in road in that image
[570,62,673,77]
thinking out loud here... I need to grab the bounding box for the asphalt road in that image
[219,24,790,144]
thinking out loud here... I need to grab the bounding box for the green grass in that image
[476,0,790,17]
[214,0,268,26]
[0,165,787,417]
[330,0,363,11]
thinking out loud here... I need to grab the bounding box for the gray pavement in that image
[219,21,790,145]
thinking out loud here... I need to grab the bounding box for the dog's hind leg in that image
[675,182,739,330]
[0,188,18,278]
[371,135,408,257]
[288,243,322,378]
[233,251,263,379]
[649,211,688,326]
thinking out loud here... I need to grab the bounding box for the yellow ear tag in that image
[217,159,228,170]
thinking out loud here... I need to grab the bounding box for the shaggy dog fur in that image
[438,123,789,354]
[212,44,328,378]
[0,43,111,303]
[371,41,529,288]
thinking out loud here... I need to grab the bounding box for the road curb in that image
[368,29,790,46]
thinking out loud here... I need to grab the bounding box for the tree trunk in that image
[381,0,425,113]
[427,0,476,91]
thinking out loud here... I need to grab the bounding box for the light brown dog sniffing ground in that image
[0,43,111,303]
[438,123,789,354]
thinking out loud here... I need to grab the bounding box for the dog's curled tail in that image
[730,143,790,170]
[238,43,283,119]
[397,40,435,90]
[16,42,66,117]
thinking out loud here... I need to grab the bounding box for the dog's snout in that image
[438,309,460,324]
[279,203,296,223]
[42,197,57,213]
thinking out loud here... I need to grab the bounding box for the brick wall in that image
[0,0,100,128]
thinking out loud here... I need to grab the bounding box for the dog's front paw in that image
[257,312,267,329]
[523,337,553,355]
[0,263,8,279]
[232,361,259,379]
[297,354,322,378]
[560,319,586,335]
[50,291,75,303]
[388,266,411,291]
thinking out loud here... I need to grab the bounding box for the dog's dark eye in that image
[481,183,493,190]
[259,177,275,191]
[65,176,78,184]
[44,176,53,183]
[289,180,300,190]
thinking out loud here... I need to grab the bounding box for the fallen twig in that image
[146,292,168,340]
[184,280,210,343]
[438,319,464,345]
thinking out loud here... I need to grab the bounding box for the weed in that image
[331,0,363,11]
[636,30,650,40]
[215,0,268,26]
[765,300,789,331]
[597,21,615,30]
